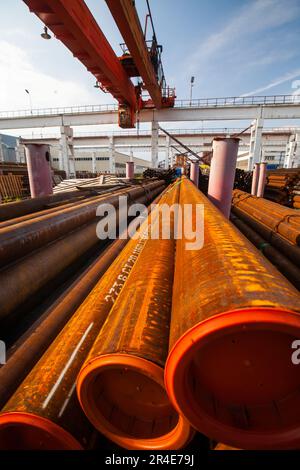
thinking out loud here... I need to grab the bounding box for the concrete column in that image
[0,136,4,163]
[190,161,199,187]
[165,135,170,169]
[247,117,264,171]
[257,162,267,198]
[109,136,116,174]
[208,137,239,219]
[151,121,159,168]
[286,132,300,168]
[25,144,53,198]
[92,152,97,174]
[294,132,300,168]
[59,126,75,178]
[126,161,134,179]
[251,163,260,195]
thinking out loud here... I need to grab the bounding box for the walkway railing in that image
[1,94,300,119]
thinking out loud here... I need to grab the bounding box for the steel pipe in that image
[230,213,300,289]
[77,183,192,450]
[231,206,300,266]
[232,189,300,245]
[126,162,134,179]
[207,137,239,218]
[190,162,199,187]
[251,163,260,196]
[25,144,53,198]
[165,177,300,450]
[0,191,166,450]
[0,180,164,268]
[0,190,92,222]
[0,184,164,320]
[257,162,267,198]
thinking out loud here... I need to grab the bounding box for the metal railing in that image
[174,94,300,108]
[18,126,299,141]
[1,94,300,119]
[0,103,118,119]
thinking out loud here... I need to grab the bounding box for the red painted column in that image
[25,144,53,198]
[207,137,239,218]
[126,161,134,179]
[257,162,267,198]
[190,161,199,187]
[251,163,260,195]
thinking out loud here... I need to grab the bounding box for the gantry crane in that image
[23,0,175,128]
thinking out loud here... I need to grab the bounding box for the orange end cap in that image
[77,354,193,450]
[0,412,83,450]
[165,307,300,449]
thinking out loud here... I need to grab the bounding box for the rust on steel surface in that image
[232,189,300,246]
[82,182,179,365]
[0,187,167,449]
[0,188,168,410]
[165,177,300,450]
[231,205,300,266]
[0,182,164,320]
[0,180,164,267]
[77,182,192,449]
[170,178,300,349]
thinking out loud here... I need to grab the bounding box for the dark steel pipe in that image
[0,181,164,268]
[230,213,300,289]
[165,177,300,450]
[231,206,300,266]
[0,190,91,222]
[0,184,164,321]
[0,189,167,450]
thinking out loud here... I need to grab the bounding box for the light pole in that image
[190,76,195,105]
[25,89,33,114]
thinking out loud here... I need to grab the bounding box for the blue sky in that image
[1,0,300,112]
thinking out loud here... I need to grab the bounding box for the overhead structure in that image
[23,0,175,129]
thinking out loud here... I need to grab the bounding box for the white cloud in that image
[188,0,300,68]
[240,68,300,96]
[0,41,96,111]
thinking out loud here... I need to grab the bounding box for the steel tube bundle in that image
[0,182,164,320]
[232,189,300,245]
[230,213,300,289]
[0,181,164,268]
[0,226,144,409]
[165,177,300,449]
[0,190,90,222]
[0,192,167,450]
[77,183,192,450]
[231,206,300,266]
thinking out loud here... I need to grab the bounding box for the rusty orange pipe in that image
[232,189,300,245]
[165,177,300,450]
[0,191,167,450]
[77,183,192,450]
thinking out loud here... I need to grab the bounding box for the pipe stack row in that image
[1,178,300,450]
[0,180,164,326]
[264,168,300,206]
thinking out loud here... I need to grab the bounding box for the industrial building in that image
[0,0,300,459]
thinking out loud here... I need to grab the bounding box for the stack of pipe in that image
[232,189,300,246]
[264,168,300,206]
[0,183,192,450]
[165,177,300,449]
[0,180,164,327]
[77,182,192,450]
